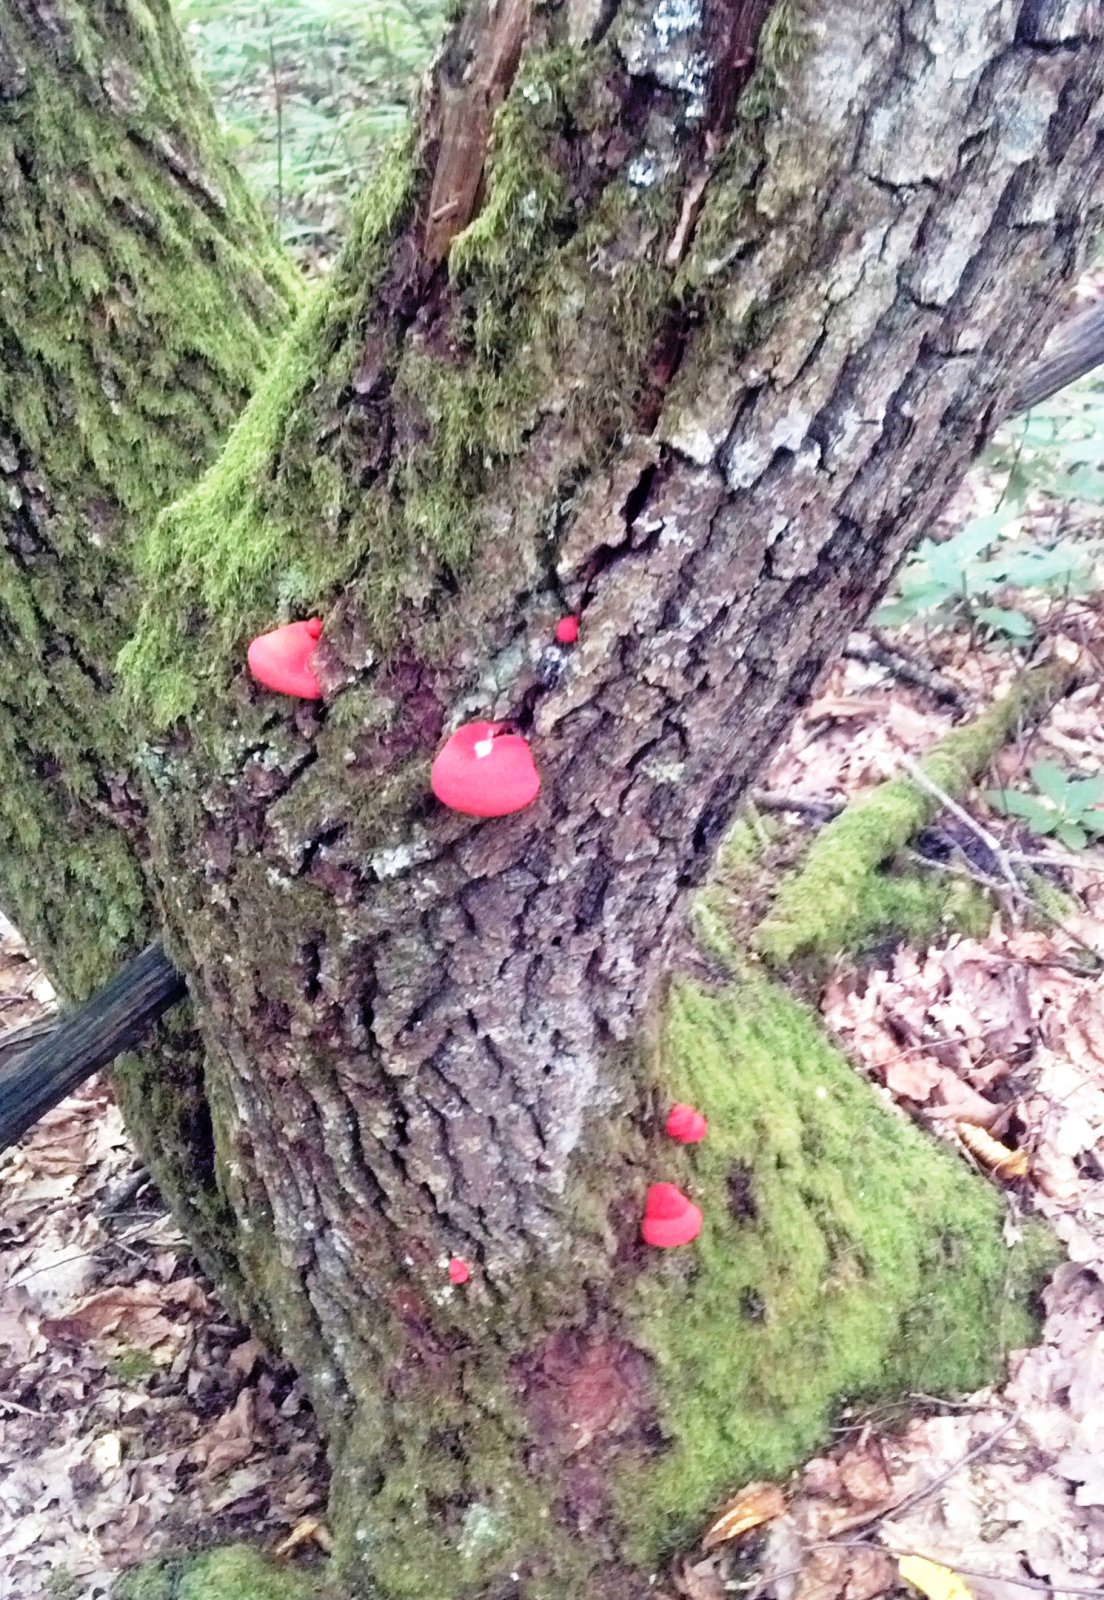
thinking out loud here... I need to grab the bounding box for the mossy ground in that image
[114,1545,328,1600]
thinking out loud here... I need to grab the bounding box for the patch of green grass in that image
[622,964,1057,1559]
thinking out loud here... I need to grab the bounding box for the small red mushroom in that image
[641,1183,703,1248]
[247,617,323,699]
[448,1258,471,1285]
[665,1103,707,1144]
[555,615,580,645]
[431,721,540,818]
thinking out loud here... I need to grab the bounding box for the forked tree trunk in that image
[4,0,1104,1592]
[0,0,299,1272]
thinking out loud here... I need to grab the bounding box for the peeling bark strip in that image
[422,0,533,266]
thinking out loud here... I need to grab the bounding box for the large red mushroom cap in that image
[431,721,540,818]
[641,1183,703,1248]
[247,618,324,699]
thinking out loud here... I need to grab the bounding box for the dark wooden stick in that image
[1005,299,1104,419]
[0,943,185,1154]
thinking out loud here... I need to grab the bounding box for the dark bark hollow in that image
[0,0,298,1272]
[119,0,1104,1588]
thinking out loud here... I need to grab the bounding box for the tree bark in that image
[0,0,299,1275]
[4,0,1104,1591]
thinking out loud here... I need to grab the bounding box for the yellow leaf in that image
[701,1481,786,1551]
[899,1554,973,1600]
[956,1122,1029,1181]
[272,1517,332,1557]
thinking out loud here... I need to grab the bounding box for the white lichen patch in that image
[458,1503,509,1563]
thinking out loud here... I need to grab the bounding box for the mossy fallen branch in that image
[755,665,1070,966]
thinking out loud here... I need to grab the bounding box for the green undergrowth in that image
[114,1545,328,1600]
[623,955,1057,1560]
[756,668,1066,966]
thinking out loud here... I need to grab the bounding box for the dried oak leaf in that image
[702,1481,786,1551]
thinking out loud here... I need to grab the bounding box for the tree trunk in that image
[5,0,1104,1591]
[0,0,299,1275]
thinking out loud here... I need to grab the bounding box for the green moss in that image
[756,671,1065,965]
[120,44,679,731]
[621,962,1057,1560]
[0,0,299,991]
[114,1546,326,1600]
[110,1346,157,1383]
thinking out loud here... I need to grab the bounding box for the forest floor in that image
[3,494,1104,1597]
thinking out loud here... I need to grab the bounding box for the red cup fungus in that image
[665,1103,707,1143]
[431,721,540,818]
[247,617,324,699]
[640,1182,703,1248]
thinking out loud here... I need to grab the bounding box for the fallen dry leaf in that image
[955,1124,1029,1181]
[898,1554,973,1600]
[702,1480,787,1551]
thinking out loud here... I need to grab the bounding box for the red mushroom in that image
[247,618,324,699]
[641,1183,703,1248]
[555,615,580,645]
[431,721,540,818]
[448,1259,470,1285]
[665,1104,707,1144]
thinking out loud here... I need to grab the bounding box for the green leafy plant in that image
[873,512,1097,637]
[985,759,1104,851]
[877,368,1104,641]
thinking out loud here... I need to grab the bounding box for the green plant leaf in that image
[984,789,1059,833]
[1030,760,1075,810]
[1056,822,1089,851]
[973,606,1034,639]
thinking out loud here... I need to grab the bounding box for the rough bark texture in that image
[108,0,1104,1589]
[3,0,1104,1591]
[0,0,300,1270]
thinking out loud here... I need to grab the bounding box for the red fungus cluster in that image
[245,612,711,1263]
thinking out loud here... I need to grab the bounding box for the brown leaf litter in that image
[0,914,327,1598]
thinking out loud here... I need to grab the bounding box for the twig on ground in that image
[846,634,968,709]
[899,755,1025,908]
[749,791,846,821]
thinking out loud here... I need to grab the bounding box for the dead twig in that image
[846,635,967,709]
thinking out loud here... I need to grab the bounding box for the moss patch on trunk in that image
[621,957,1056,1560]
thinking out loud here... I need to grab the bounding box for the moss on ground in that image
[114,1546,328,1600]
[621,960,1057,1560]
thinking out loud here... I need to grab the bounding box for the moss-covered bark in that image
[3,0,1103,1593]
[0,0,300,1271]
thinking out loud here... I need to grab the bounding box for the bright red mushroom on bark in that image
[430,721,541,818]
[665,1103,708,1143]
[640,1183,703,1248]
[555,614,580,645]
[246,617,324,699]
[448,1259,471,1285]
